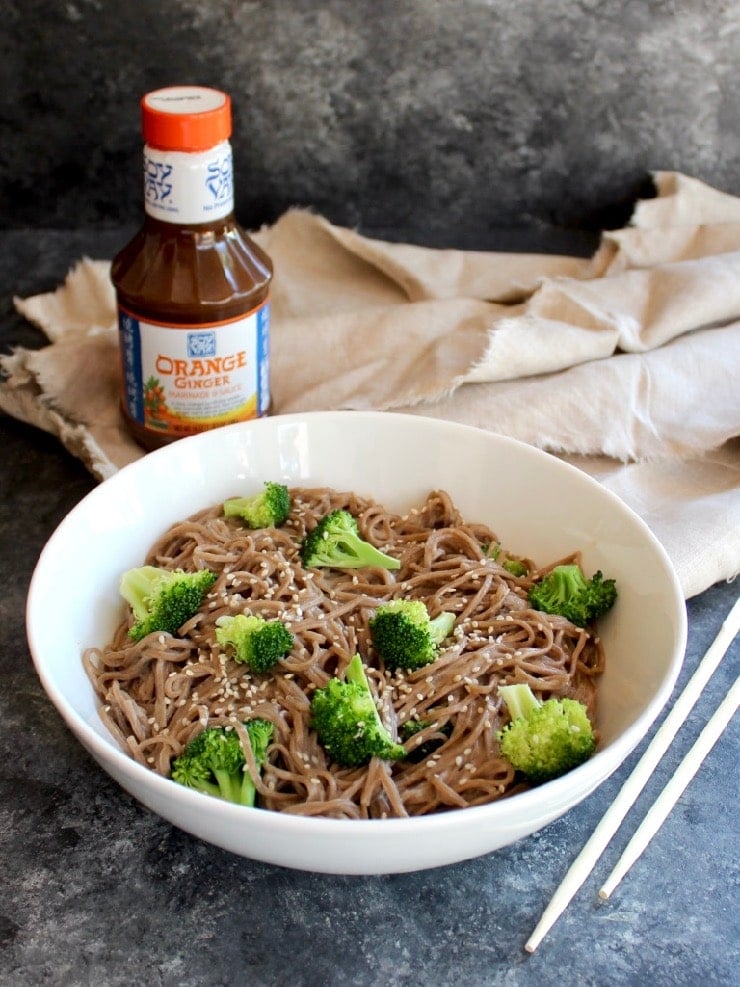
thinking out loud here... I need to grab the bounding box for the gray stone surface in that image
[1,228,739,986]
[2,0,739,240]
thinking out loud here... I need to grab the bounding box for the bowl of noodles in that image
[26,411,686,874]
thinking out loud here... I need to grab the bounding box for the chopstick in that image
[525,594,740,954]
[599,673,739,899]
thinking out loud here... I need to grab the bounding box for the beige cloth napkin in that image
[2,171,739,599]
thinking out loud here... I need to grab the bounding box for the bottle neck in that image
[143,140,234,225]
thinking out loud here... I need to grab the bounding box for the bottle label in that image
[143,141,234,224]
[118,300,270,437]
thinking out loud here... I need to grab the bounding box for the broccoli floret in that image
[310,654,406,767]
[171,719,274,806]
[223,481,291,528]
[497,683,595,783]
[300,510,400,570]
[215,613,294,673]
[369,599,455,671]
[120,565,217,642]
[529,563,617,627]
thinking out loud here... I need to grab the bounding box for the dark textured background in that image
[2,5,740,981]
[3,0,739,243]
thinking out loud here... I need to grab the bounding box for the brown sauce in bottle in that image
[112,86,273,451]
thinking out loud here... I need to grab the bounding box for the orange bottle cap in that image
[141,86,232,151]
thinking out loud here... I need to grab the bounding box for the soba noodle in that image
[83,487,604,819]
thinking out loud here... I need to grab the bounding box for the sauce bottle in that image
[112,85,273,450]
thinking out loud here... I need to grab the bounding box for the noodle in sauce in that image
[83,487,604,819]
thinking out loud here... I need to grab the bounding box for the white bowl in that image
[26,411,686,874]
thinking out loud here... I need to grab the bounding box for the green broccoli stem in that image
[344,655,400,751]
[223,497,253,516]
[212,766,258,806]
[499,683,541,721]
[340,538,400,569]
[240,773,257,806]
[345,653,369,688]
[212,767,243,804]
[429,612,456,646]
[120,565,160,620]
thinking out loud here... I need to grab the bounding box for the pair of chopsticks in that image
[525,594,740,953]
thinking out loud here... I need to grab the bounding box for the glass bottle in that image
[112,85,273,451]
